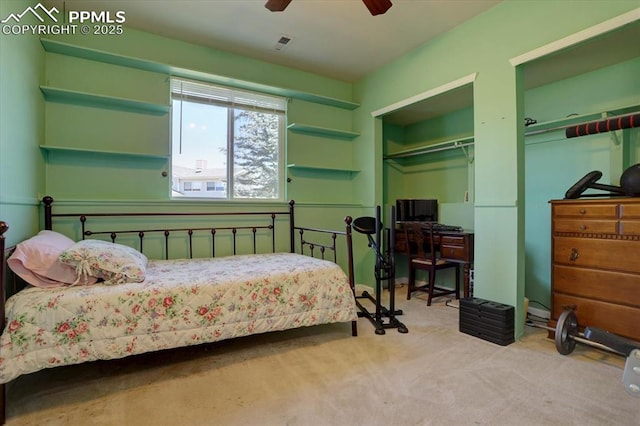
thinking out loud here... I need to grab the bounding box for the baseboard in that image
[527,306,550,320]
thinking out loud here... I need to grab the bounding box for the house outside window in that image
[170,78,286,200]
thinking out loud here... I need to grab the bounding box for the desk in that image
[394,226,475,298]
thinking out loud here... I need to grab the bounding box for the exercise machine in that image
[353,206,408,335]
[564,163,640,199]
[531,308,640,397]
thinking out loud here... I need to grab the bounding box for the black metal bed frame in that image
[0,196,357,424]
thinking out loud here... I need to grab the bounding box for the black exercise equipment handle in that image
[584,327,640,357]
[564,170,627,199]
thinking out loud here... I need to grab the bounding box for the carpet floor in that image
[5,287,640,425]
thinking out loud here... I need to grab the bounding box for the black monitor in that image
[395,199,438,222]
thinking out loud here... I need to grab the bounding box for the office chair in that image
[403,222,460,306]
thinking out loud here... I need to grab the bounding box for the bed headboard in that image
[43,196,297,258]
[41,195,354,278]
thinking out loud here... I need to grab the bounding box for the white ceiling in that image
[45,0,502,82]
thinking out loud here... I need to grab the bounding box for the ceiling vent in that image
[273,35,292,51]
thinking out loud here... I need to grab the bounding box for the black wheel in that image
[555,309,578,355]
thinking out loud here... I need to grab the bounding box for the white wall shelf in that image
[287,164,360,174]
[40,86,170,115]
[40,145,169,160]
[287,123,359,140]
[41,38,360,111]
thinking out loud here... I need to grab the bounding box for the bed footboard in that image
[294,217,357,337]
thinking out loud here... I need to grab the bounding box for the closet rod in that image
[384,139,473,160]
[525,110,640,136]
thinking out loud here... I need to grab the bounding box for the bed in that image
[0,197,358,423]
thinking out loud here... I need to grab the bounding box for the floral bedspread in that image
[0,253,357,383]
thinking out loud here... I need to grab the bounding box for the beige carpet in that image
[5,287,640,425]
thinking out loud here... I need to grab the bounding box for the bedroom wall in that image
[352,0,639,337]
[40,29,356,204]
[0,0,45,245]
[19,24,372,284]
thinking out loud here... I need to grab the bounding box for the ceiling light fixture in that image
[265,0,392,16]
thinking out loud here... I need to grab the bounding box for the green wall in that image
[0,14,372,285]
[39,28,359,203]
[0,0,45,245]
[354,0,639,337]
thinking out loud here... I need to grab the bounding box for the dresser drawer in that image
[553,265,640,307]
[440,235,470,262]
[553,236,640,274]
[620,203,640,219]
[440,235,465,246]
[553,293,640,342]
[553,204,618,219]
[553,219,618,234]
[620,220,640,236]
[394,231,408,253]
[441,244,465,261]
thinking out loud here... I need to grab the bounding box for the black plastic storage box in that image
[459,297,515,346]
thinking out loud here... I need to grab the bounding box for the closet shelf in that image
[384,136,474,161]
[525,103,640,136]
[40,86,170,115]
[40,145,169,160]
[41,38,360,111]
[287,123,359,140]
[287,164,360,173]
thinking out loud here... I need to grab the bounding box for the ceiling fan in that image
[265,0,393,16]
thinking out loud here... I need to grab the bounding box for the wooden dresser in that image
[549,198,640,342]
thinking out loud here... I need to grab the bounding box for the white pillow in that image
[59,239,148,285]
[8,230,96,288]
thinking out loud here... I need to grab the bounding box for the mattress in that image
[0,252,357,383]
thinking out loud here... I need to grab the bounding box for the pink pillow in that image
[8,230,97,288]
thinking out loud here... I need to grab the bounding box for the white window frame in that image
[170,78,287,202]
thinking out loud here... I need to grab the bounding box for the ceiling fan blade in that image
[265,0,293,12]
[363,0,393,16]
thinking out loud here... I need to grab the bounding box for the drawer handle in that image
[569,248,579,262]
[579,209,586,215]
[579,224,587,231]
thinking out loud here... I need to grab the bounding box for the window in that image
[171,78,286,200]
